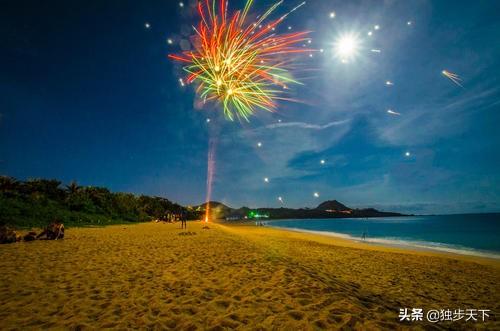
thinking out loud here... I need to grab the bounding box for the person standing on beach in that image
[181,212,187,230]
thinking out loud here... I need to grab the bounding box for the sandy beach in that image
[0,221,498,330]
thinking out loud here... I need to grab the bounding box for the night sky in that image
[1,0,499,214]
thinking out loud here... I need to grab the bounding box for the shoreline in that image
[265,224,500,261]
[223,221,500,267]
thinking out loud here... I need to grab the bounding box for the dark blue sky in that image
[1,0,499,214]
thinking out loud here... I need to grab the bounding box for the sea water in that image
[267,214,500,259]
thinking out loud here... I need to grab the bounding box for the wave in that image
[268,225,500,260]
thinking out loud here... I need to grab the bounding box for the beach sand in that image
[0,221,498,330]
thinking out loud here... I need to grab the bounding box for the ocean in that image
[267,214,500,259]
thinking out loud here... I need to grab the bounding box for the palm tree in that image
[0,176,19,192]
[65,181,80,195]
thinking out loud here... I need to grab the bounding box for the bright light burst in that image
[169,0,311,121]
[333,33,360,62]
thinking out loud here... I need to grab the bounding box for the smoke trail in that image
[205,136,217,223]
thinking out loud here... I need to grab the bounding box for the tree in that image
[0,176,20,196]
[65,181,80,195]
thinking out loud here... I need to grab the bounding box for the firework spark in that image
[387,109,401,116]
[442,70,463,87]
[169,0,311,121]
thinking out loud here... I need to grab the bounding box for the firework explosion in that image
[169,0,311,121]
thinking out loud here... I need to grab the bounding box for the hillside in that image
[316,200,350,211]
[0,176,199,228]
[196,200,406,220]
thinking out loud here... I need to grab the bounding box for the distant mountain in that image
[197,201,231,210]
[196,200,406,220]
[316,200,350,211]
[195,201,233,219]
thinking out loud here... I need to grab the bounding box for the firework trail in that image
[387,109,401,116]
[169,0,311,121]
[204,137,217,223]
[442,70,463,88]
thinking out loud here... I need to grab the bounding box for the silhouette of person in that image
[181,212,187,230]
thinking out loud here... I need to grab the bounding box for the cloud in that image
[211,117,353,204]
[375,85,500,147]
[263,119,351,130]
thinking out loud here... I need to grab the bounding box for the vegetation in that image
[0,176,199,228]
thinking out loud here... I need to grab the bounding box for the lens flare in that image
[169,0,311,121]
